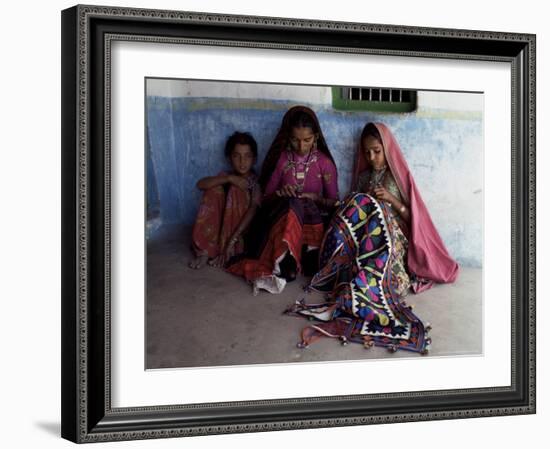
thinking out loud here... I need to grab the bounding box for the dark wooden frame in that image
[61,4,536,443]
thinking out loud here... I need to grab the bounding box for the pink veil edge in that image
[353,123,459,292]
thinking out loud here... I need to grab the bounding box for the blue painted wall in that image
[146,97,483,267]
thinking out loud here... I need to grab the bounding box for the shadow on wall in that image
[146,98,483,268]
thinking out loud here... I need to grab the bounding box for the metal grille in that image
[341,87,413,104]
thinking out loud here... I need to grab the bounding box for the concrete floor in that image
[146,224,482,369]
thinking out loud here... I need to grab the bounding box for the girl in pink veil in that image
[285,122,458,354]
[353,122,459,293]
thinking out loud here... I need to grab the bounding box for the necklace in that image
[287,149,317,193]
[368,166,387,192]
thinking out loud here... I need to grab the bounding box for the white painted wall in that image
[147,78,333,103]
[418,90,483,112]
[147,78,483,112]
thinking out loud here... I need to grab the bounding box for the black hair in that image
[259,105,334,190]
[224,131,258,159]
[360,123,383,145]
[286,109,319,135]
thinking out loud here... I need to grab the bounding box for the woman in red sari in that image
[189,132,261,269]
[227,106,339,294]
[286,122,459,354]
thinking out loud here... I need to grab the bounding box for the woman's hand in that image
[373,186,397,205]
[276,184,299,197]
[227,175,249,191]
[298,192,319,201]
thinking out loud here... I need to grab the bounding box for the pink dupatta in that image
[353,123,459,293]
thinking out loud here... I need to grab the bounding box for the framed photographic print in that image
[61,4,536,443]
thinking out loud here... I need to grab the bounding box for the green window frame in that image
[332,87,417,112]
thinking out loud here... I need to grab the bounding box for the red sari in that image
[191,172,260,258]
[226,106,339,293]
[225,154,338,293]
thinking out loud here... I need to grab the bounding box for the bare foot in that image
[189,255,208,269]
[208,255,225,267]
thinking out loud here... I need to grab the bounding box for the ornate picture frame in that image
[61,4,535,443]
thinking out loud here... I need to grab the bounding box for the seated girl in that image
[286,122,459,354]
[227,105,339,294]
[189,131,261,269]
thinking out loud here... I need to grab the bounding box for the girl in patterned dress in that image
[189,132,261,269]
[354,123,413,296]
[286,122,459,354]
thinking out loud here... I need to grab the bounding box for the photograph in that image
[145,78,484,369]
